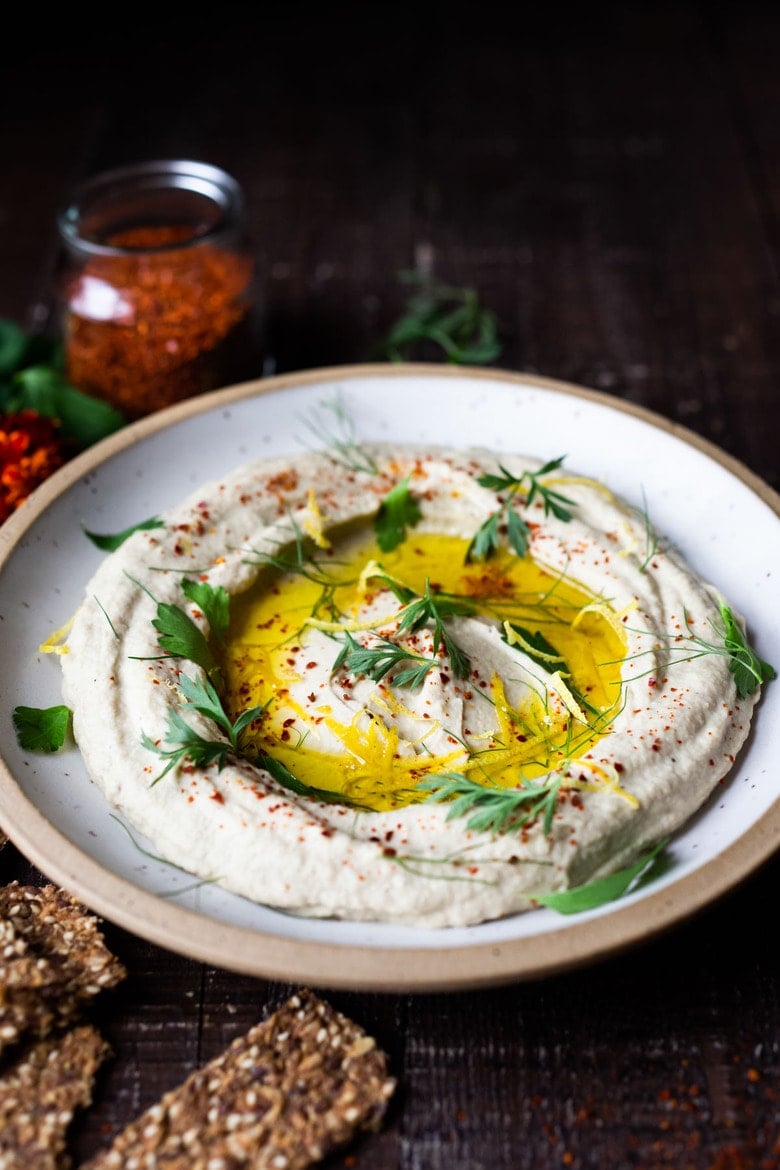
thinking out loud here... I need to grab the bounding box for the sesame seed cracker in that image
[0,884,126,1057]
[80,988,395,1169]
[0,1023,111,1170]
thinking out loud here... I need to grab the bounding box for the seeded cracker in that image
[81,988,396,1170]
[0,884,126,1057]
[0,1023,110,1170]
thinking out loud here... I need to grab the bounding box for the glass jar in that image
[57,160,259,420]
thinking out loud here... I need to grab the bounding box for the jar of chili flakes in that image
[56,160,259,419]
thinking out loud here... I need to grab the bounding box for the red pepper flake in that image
[0,410,69,523]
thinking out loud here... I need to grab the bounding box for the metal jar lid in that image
[57,159,247,257]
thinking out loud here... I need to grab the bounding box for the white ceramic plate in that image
[1,364,778,991]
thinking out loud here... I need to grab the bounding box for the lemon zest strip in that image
[39,616,74,656]
[303,488,331,549]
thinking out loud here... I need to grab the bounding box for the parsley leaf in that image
[375,476,422,552]
[13,704,71,752]
[181,578,230,642]
[718,601,776,699]
[151,602,217,678]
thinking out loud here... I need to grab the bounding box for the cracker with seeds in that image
[0,1023,110,1170]
[81,988,396,1170]
[0,883,126,1057]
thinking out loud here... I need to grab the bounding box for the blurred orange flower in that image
[0,410,67,524]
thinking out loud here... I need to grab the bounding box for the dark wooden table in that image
[2,4,780,1166]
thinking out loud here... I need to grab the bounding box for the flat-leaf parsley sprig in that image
[467,457,576,562]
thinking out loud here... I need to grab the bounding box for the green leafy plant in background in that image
[0,317,126,449]
[377,271,502,365]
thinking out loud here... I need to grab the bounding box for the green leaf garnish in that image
[143,674,265,784]
[419,771,563,836]
[177,674,266,747]
[143,709,232,784]
[12,704,71,752]
[181,578,230,641]
[151,602,217,678]
[532,839,670,914]
[83,516,165,552]
[377,271,502,365]
[717,600,776,699]
[394,579,474,679]
[375,476,422,552]
[333,631,437,690]
[467,458,575,563]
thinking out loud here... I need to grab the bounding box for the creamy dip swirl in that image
[59,443,763,927]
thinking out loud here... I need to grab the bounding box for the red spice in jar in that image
[61,223,255,420]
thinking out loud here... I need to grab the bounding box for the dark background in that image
[2,3,780,1166]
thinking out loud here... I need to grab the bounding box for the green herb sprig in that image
[298,394,379,474]
[467,458,575,562]
[244,513,344,588]
[377,272,502,365]
[333,631,438,690]
[419,771,564,836]
[392,579,475,679]
[617,600,775,701]
[142,671,267,785]
[137,584,350,806]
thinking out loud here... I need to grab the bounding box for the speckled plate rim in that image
[1,362,778,993]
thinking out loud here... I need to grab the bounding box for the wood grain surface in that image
[2,4,779,1167]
